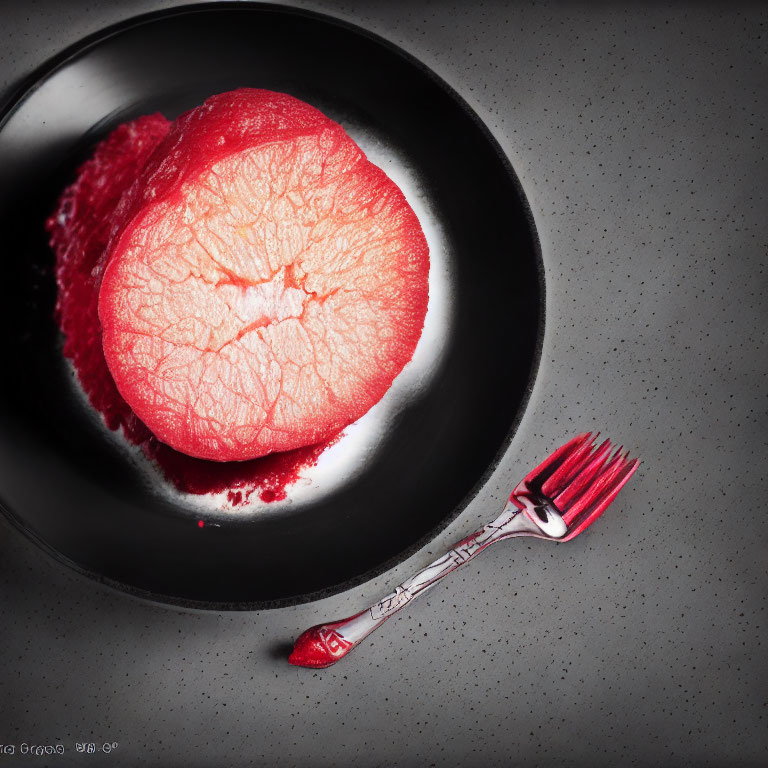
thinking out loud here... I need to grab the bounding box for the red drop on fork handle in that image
[289,624,357,669]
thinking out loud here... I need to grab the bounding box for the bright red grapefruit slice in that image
[97,89,429,461]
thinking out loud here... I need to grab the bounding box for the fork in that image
[288,432,639,669]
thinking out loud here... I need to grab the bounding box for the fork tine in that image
[562,446,627,522]
[541,436,606,498]
[564,457,638,538]
[561,456,636,535]
[523,432,594,487]
[552,439,614,511]
[561,456,639,540]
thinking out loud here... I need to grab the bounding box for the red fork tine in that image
[562,446,626,521]
[525,432,594,489]
[550,439,613,510]
[540,435,604,498]
[560,454,639,540]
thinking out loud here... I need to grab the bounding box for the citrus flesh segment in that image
[98,90,429,461]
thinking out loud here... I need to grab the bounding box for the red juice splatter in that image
[46,116,335,504]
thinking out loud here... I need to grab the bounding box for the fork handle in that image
[289,505,536,668]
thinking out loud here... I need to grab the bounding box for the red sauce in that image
[47,114,334,504]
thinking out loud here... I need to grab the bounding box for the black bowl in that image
[0,3,543,608]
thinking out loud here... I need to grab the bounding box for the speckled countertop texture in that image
[1,1,766,766]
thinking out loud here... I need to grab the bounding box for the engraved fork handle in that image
[289,503,558,667]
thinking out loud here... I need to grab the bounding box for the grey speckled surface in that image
[1,1,766,766]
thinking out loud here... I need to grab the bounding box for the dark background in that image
[1,1,766,766]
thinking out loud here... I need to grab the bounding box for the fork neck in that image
[497,493,568,539]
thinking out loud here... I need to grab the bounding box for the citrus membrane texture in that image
[93,90,429,461]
